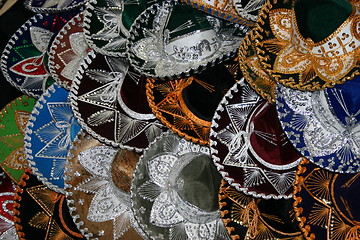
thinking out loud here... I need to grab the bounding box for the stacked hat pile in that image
[0,0,358,239]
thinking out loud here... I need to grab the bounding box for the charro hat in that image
[48,12,91,90]
[293,158,360,239]
[13,169,85,240]
[0,95,36,183]
[71,51,166,151]
[24,83,80,193]
[179,0,254,26]
[253,0,360,90]
[131,131,229,239]
[126,0,249,79]
[210,79,302,199]
[83,0,157,57]
[146,59,238,146]
[218,180,304,240]
[1,11,79,98]
[65,130,142,239]
[276,75,360,173]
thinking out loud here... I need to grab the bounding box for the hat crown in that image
[294,0,353,43]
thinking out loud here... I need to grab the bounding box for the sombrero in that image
[218,180,304,239]
[1,11,79,98]
[13,169,85,240]
[146,59,238,146]
[0,169,17,238]
[64,130,143,239]
[24,0,86,13]
[253,0,360,90]
[210,79,302,199]
[71,51,166,151]
[24,83,80,193]
[126,1,249,79]
[131,131,229,239]
[0,95,36,183]
[293,158,360,239]
[48,12,91,90]
[276,75,360,173]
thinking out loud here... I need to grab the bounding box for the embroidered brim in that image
[1,11,79,98]
[232,0,266,23]
[238,29,276,103]
[276,76,360,173]
[0,169,17,238]
[131,131,229,240]
[24,83,80,193]
[126,1,249,79]
[71,51,165,151]
[210,79,302,199]
[146,59,238,146]
[253,0,360,90]
[65,130,142,239]
[13,169,85,240]
[218,180,304,239]
[83,0,156,57]
[0,95,36,183]
[48,13,91,90]
[24,0,86,13]
[180,0,254,26]
[293,158,360,239]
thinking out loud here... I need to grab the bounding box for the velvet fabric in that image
[14,170,85,240]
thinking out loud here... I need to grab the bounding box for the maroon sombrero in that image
[210,79,302,199]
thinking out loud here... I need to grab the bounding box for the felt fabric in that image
[64,131,142,239]
[48,12,90,90]
[131,131,228,240]
[218,180,304,240]
[0,95,36,183]
[71,51,165,151]
[146,59,238,146]
[210,80,301,199]
[253,0,360,91]
[24,83,79,193]
[126,1,248,79]
[0,10,79,98]
[276,76,360,173]
[14,169,85,240]
[293,158,360,239]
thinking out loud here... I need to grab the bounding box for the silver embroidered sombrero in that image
[276,76,360,173]
[24,0,87,13]
[131,131,230,239]
[65,130,143,239]
[126,1,249,79]
[70,51,165,151]
[48,12,91,90]
[210,79,302,199]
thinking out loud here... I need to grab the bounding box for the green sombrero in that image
[254,0,359,91]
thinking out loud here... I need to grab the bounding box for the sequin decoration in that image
[0,95,36,183]
[13,170,85,240]
[126,1,248,79]
[276,77,360,173]
[294,158,360,240]
[24,83,80,193]
[210,79,302,199]
[218,180,304,240]
[1,12,79,98]
[65,131,142,239]
[131,131,229,240]
[254,0,360,90]
[48,13,90,90]
[71,51,165,151]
